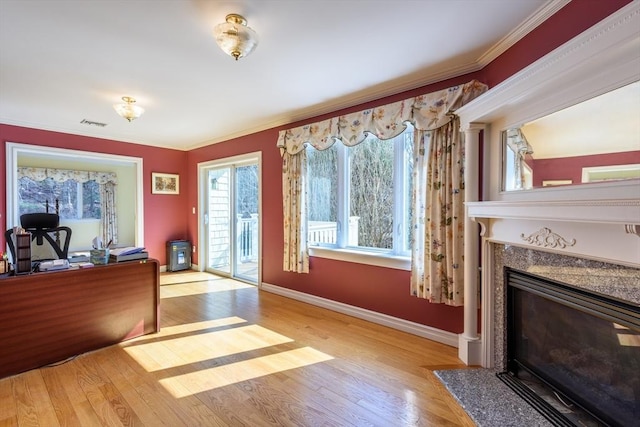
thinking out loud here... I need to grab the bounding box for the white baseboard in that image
[260,282,458,348]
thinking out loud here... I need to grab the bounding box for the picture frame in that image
[152,172,179,195]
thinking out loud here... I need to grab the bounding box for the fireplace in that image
[499,268,640,426]
[450,6,640,423]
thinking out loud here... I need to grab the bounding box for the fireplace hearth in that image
[501,268,640,427]
[436,247,640,427]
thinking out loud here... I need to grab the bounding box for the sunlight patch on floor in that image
[159,347,334,398]
[125,317,248,343]
[614,323,640,347]
[160,271,222,285]
[124,324,294,371]
[160,279,254,298]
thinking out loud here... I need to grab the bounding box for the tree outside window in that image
[307,124,414,256]
[18,177,101,219]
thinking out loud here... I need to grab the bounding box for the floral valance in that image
[277,79,488,155]
[18,167,117,185]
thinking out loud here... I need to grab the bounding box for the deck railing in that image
[224,215,361,267]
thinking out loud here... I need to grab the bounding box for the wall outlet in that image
[192,207,195,214]
[192,245,196,253]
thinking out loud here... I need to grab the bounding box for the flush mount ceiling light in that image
[214,13,258,61]
[113,96,144,122]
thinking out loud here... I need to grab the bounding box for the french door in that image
[199,154,260,284]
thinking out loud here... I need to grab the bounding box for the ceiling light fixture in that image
[113,96,144,122]
[214,14,258,61]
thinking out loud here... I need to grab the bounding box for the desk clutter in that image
[0,247,148,276]
[80,246,148,267]
[109,247,148,262]
[3,214,148,276]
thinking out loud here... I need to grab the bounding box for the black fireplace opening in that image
[499,268,640,427]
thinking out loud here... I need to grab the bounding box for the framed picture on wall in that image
[152,172,179,195]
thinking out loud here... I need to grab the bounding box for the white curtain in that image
[18,167,118,245]
[277,80,488,284]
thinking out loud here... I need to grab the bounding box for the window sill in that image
[309,247,410,271]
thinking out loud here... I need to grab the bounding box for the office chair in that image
[5,213,72,262]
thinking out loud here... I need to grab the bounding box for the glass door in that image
[234,164,259,282]
[202,156,260,284]
[205,167,232,275]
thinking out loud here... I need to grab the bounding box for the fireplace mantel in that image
[454,2,640,366]
[468,194,640,268]
[469,194,640,369]
[468,196,640,225]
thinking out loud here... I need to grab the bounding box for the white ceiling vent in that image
[80,119,107,127]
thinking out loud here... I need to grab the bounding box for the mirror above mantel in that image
[502,80,640,191]
[455,1,640,202]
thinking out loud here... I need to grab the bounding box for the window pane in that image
[236,164,258,216]
[350,136,393,249]
[82,181,101,219]
[307,145,338,245]
[18,177,101,220]
[19,177,78,218]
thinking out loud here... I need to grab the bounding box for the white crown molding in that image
[186,62,484,150]
[190,2,568,150]
[477,0,571,67]
[457,1,640,129]
[260,282,459,348]
[1,2,567,152]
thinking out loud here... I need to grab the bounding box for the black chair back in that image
[5,213,72,262]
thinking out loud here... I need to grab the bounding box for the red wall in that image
[0,125,188,265]
[186,74,479,333]
[1,0,630,334]
[532,151,640,187]
[481,0,632,87]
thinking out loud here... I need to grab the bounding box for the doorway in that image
[199,153,261,284]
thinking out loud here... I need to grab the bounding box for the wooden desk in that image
[0,259,160,379]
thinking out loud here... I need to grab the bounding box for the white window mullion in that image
[336,143,349,248]
[392,134,404,255]
[76,181,83,219]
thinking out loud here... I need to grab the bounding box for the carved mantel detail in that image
[625,224,640,237]
[521,227,576,249]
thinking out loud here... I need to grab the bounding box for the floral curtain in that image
[410,118,465,306]
[505,128,534,190]
[18,167,118,244]
[282,150,309,272]
[277,79,487,278]
[277,80,487,155]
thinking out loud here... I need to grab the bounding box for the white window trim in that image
[309,246,410,270]
[308,128,413,262]
[5,142,144,247]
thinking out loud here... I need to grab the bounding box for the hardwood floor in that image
[0,272,475,426]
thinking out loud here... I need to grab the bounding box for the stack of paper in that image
[109,247,148,262]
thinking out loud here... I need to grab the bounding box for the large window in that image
[307,124,414,257]
[18,177,101,219]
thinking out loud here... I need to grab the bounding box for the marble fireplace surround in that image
[435,198,640,426]
[437,4,640,423]
[467,197,640,369]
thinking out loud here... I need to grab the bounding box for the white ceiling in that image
[0,0,555,151]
